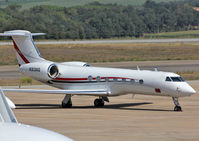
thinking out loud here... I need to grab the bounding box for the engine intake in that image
[20,62,59,81]
[47,64,59,79]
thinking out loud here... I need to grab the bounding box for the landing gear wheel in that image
[94,99,104,107]
[61,99,72,108]
[172,97,182,112]
[174,106,182,112]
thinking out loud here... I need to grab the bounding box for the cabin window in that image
[88,75,92,81]
[139,79,144,84]
[171,77,181,82]
[122,78,126,82]
[166,77,172,82]
[113,78,118,82]
[171,77,184,82]
[179,77,185,82]
[96,76,101,82]
[166,76,185,82]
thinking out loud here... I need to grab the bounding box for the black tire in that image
[174,106,182,111]
[94,99,100,107]
[61,99,72,108]
[94,99,104,107]
[98,99,104,107]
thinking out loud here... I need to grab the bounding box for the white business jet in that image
[0,89,73,141]
[0,30,196,111]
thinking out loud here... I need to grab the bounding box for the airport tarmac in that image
[2,81,199,141]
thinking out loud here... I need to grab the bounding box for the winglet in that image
[5,96,16,109]
[0,89,17,123]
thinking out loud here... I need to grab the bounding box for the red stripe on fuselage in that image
[55,78,88,81]
[12,40,30,64]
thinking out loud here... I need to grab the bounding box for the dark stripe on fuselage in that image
[51,80,106,83]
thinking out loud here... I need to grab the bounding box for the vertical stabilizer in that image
[0,30,45,65]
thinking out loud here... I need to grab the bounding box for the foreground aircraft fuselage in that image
[0,30,196,111]
[0,123,73,141]
[0,90,73,141]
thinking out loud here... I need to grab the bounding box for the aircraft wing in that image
[0,89,17,123]
[2,89,110,95]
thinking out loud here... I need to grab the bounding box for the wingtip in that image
[5,96,16,109]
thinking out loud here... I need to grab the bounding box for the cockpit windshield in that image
[166,76,184,82]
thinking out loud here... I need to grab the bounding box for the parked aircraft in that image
[0,89,73,141]
[0,30,196,111]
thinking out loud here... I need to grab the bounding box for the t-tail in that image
[0,30,45,66]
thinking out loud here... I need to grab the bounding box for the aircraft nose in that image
[178,84,196,95]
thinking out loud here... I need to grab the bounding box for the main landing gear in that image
[61,94,72,108]
[61,95,110,108]
[94,96,109,108]
[172,97,182,112]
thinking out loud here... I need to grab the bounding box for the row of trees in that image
[0,0,199,39]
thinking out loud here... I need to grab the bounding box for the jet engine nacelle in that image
[60,61,90,67]
[20,62,59,81]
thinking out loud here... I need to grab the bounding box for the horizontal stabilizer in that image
[0,30,45,37]
[2,89,110,95]
[0,32,27,36]
[31,33,46,36]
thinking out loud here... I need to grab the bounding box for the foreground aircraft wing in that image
[0,89,17,123]
[2,89,110,95]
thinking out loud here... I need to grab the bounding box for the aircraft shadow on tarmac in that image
[16,102,172,112]
[16,104,61,109]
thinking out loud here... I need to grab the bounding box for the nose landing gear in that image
[172,97,182,112]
